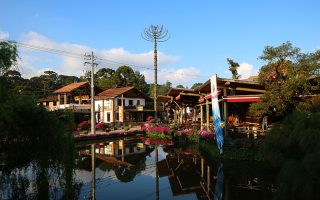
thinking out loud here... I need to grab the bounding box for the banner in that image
[211,75,224,154]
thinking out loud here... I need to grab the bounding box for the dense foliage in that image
[227,58,240,79]
[250,42,320,117]
[0,77,75,142]
[0,41,18,75]
[95,65,149,94]
[264,97,320,200]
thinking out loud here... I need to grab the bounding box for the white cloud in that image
[0,31,9,40]
[141,67,201,87]
[18,32,179,78]
[238,62,257,79]
[99,48,179,68]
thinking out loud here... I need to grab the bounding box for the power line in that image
[1,39,208,78]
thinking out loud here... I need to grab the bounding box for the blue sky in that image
[1,0,320,87]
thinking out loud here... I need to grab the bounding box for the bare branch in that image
[142,24,170,42]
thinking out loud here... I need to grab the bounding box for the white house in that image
[95,86,152,123]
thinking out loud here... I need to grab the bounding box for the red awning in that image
[205,94,211,99]
[198,97,205,103]
[223,96,262,103]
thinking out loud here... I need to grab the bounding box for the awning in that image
[223,96,262,103]
[204,94,211,99]
[198,97,205,103]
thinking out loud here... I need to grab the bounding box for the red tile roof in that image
[97,86,147,99]
[53,82,88,93]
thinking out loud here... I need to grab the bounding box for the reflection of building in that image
[77,137,152,169]
[95,86,156,123]
[157,148,277,200]
[95,139,147,159]
[157,150,219,199]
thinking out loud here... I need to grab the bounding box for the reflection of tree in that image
[1,172,30,200]
[0,136,80,199]
[115,166,137,182]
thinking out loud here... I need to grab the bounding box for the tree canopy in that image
[176,84,185,88]
[0,41,18,76]
[249,42,320,117]
[96,66,149,94]
[191,82,203,89]
[227,58,240,79]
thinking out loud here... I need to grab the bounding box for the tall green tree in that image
[56,75,80,88]
[111,65,149,93]
[176,84,185,88]
[0,41,18,76]
[191,82,203,89]
[249,42,320,117]
[227,58,240,79]
[3,70,26,94]
[95,67,115,89]
[148,81,172,99]
[113,65,136,87]
[40,70,58,95]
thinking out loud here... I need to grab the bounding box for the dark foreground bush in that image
[264,104,320,200]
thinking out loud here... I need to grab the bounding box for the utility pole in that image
[84,51,97,135]
[142,25,169,120]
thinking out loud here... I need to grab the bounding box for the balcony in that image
[60,104,91,111]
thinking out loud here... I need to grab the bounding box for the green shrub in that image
[264,105,320,199]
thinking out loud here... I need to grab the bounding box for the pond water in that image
[1,135,277,199]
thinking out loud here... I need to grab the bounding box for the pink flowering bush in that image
[77,120,90,131]
[96,122,105,129]
[141,122,151,131]
[198,129,215,141]
[176,127,199,142]
[147,125,171,141]
[141,116,172,144]
[175,127,215,143]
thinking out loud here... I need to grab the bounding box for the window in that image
[117,99,122,106]
[129,100,133,106]
[115,113,119,121]
[105,100,111,109]
[137,100,140,105]
[107,112,111,122]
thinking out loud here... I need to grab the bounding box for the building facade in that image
[95,86,153,123]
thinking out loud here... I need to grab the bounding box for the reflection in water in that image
[1,135,277,199]
[91,144,96,200]
[155,144,159,200]
[214,163,223,200]
[0,135,80,200]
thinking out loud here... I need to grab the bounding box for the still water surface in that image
[1,135,276,199]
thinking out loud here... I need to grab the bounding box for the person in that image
[235,114,239,124]
[262,116,268,130]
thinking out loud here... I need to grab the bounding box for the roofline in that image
[195,77,261,92]
[167,87,195,95]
